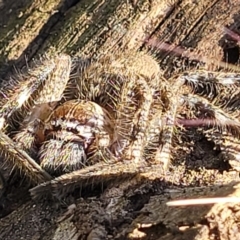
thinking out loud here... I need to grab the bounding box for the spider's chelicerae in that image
[0,51,240,198]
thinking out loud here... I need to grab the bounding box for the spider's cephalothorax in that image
[39,99,115,175]
[1,51,240,198]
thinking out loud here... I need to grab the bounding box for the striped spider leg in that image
[0,54,71,185]
[179,70,240,169]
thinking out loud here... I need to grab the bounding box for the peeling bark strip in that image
[0,0,240,239]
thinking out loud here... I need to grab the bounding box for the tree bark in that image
[0,0,240,239]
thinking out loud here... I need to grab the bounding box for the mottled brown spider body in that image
[0,51,165,196]
[0,51,240,199]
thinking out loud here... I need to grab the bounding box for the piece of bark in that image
[1,177,240,240]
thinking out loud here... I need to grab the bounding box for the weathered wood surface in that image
[0,0,240,239]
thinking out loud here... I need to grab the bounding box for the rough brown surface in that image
[0,0,240,239]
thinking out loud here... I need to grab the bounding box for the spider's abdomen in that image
[39,100,115,175]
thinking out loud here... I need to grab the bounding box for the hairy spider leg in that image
[30,160,145,198]
[14,54,72,152]
[0,54,71,184]
[178,70,240,169]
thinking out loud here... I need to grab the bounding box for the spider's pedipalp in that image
[39,140,87,175]
[13,54,72,153]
